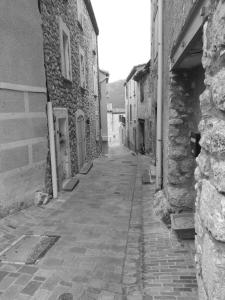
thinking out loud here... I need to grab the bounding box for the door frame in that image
[53,107,71,189]
[75,109,86,171]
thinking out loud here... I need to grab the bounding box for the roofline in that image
[133,60,151,81]
[99,69,110,76]
[124,63,146,84]
[84,0,99,35]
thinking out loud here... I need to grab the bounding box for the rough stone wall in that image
[40,0,100,192]
[195,1,225,299]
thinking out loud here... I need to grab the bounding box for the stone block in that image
[0,118,47,143]
[168,186,195,209]
[171,212,195,240]
[199,179,225,242]
[211,159,225,193]
[200,119,225,153]
[32,141,47,163]
[199,88,212,117]
[28,92,46,112]
[0,90,24,112]
[196,152,210,177]
[0,145,29,173]
[169,146,188,159]
[196,231,225,300]
[211,68,225,111]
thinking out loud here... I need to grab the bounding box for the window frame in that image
[58,16,72,81]
[79,46,87,89]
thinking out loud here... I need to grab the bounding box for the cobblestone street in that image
[0,147,197,299]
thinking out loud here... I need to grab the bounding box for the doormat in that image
[0,235,60,265]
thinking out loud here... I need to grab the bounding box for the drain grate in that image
[0,235,60,265]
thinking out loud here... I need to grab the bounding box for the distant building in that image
[124,62,153,154]
[99,69,109,153]
[133,60,155,155]
[107,104,125,146]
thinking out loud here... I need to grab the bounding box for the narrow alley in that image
[0,147,197,299]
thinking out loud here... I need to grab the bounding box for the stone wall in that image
[40,0,100,192]
[195,1,225,299]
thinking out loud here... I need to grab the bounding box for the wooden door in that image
[77,114,86,169]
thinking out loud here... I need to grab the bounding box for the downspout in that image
[156,0,163,189]
[47,97,58,199]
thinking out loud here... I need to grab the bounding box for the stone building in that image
[152,0,225,298]
[107,104,125,147]
[40,0,100,191]
[124,62,153,154]
[133,60,154,155]
[0,0,48,216]
[99,69,110,153]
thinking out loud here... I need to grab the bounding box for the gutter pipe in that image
[47,101,58,199]
[156,0,163,189]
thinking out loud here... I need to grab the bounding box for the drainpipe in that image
[156,0,163,189]
[47,100,58,199]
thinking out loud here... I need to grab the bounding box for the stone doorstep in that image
[142,169,151,185]
[171,212,195,240]
[62,177,80,191]
[79,161,93,175]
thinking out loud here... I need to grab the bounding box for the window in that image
[77,0,84,28]
[130,104,132,122]
[79,47,86,89]
[59,17,72,81]
[93,64,98,96]
[92,31,96,55]
[140,80,144,102]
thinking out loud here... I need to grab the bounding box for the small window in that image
[77,0,84,29]
[59,17,72,81]
[79,47,86,89]
[130,104,132,122]
[140,80,144,102]
[92,31,96,55]
[93,64,98,96]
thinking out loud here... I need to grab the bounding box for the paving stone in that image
[0,275,17,290]
[14,274,33,285]
[19,265,38,275]
[34,275,46,281]
[0,271,9,282]
[20,280,42,296]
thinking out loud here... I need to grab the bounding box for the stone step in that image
[142,169,151,184]
[79,161,93,175]
[62,177,79,191]
[171,212,195,240]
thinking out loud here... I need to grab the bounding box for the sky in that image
[91,0,151,83]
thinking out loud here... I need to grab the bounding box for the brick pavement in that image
[0,147,198,299]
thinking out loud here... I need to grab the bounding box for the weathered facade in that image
[0,0,48,216]
[107,104,125,147]
[99,69,109,153]
[152,0,225,298]
[133,61,154,154]
[125,62,153,154]
[40,0,100,191]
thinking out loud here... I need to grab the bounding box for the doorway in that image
[76,109,86,170]
[54,108,71,190]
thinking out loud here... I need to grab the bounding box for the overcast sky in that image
[91,0,151,83]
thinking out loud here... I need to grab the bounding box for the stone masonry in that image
[195,1,225,299]
[40,0,100,193]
